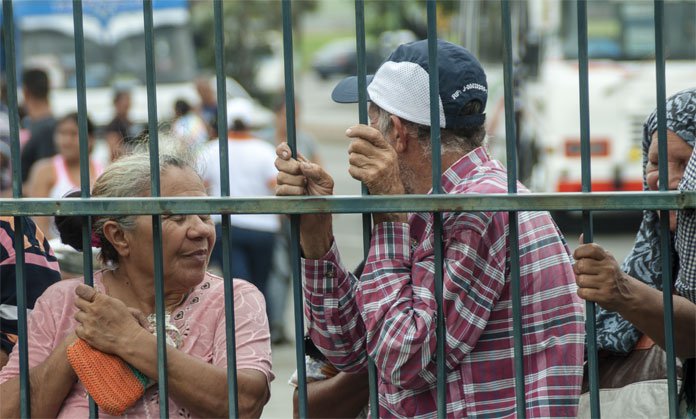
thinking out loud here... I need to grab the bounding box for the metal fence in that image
[1,0,692,417]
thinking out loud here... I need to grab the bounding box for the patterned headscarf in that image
[595,88,696,353]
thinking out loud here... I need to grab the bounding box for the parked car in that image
[312,39,383,80]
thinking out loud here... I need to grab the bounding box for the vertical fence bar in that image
[425,2,446,417]
[71,2,97,416]
[3,0,30,415]
[280,2,308,418]
[576,1,600,417]
[12,215,30,417]
[212,1,239,417]
[142,2,169,417]
[500,1,526,417]
[653,1,679,416]
[353,1,379,417]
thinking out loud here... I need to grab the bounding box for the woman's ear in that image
[102,221,130,258]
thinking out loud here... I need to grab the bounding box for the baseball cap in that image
[331,39,487,129]
[226,97,254,130]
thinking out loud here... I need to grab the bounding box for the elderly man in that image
[276,39,584,418]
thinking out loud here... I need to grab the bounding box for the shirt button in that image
[325,267,335,279]
[411,238,419,248]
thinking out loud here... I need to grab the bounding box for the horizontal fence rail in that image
[1,192,695,216]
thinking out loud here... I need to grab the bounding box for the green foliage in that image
[190,0,318,98]
[363,0,459,40]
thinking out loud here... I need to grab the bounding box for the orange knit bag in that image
[67,338,150,416]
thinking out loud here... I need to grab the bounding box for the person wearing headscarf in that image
[573,88,696,414]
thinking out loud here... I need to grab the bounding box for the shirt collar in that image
[439,146,491,193]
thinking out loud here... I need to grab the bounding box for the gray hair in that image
[92,133,201,267]
[372,102,487,157]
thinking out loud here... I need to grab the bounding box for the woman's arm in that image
[73,285,269,418]
[0,333,77,418]
[574,243,696,357]
[121,331,268,418]
[292,370,369,419]
[25,159,55,238]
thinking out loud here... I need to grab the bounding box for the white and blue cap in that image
[332,39,487,129]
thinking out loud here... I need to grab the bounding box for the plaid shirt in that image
[676,147,696,303]
[303,147,585,418]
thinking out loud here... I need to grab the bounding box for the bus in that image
[1,0,199,127]
[523,0,696,194]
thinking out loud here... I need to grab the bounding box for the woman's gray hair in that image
[372,102,487,157]
[92,132,201,267]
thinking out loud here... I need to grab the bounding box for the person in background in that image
[574,88,696,416]
[0,136,273,417]
[172,98,209,150]
[25,113,103,240]
[256,96,320,344]
[20,68,56,184]
[0,81,12,197]
[195,75,218,138]
[276,39,585,417]
[199,98,279,307]
[104,88,135,161]
[0,216,61,370]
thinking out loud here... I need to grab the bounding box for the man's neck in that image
[25,99,52,120]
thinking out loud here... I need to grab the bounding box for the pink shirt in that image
[0,271,274,418]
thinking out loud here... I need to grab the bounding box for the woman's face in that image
[645,129,693,231]
[125,166,216,291]
[55,118,92,162]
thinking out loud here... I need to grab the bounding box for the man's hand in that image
[275,142,334,258]
[573,242,636,312]
[275,142,334,197]
[346,125,404,196]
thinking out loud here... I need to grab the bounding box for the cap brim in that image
[331,75,375,103]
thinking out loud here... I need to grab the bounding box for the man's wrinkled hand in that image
[345,125,404,196]
[275,142,334,197]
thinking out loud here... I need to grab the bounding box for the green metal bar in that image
[71,2,97,415]
[653,1,678,416]
[500,1,526,417]
[576,1,600,417]
[3,1,30,416]
[425,2,446,418]
[142,1,169,417]
[352,1,379,417]
[212,1,239,417]
[2,191,696,216]
[13,216,30,418]
[2,0,20,200]
[280,2,308,418]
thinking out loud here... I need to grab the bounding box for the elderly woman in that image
[0,140,273,417]
[574,88,696,415]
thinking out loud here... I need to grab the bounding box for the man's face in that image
[645,129,693,231]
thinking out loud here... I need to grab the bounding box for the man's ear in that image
[390,115,410,153]
[103,220,130,258]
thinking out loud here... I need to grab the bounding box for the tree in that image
[190,0,318,103]
[363,0,459,41]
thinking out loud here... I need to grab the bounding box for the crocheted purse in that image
[67,338,150,416]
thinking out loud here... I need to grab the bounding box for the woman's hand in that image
[73,285,149,355]
[573,243,637,312]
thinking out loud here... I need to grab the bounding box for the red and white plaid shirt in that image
[302,147,585,418]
